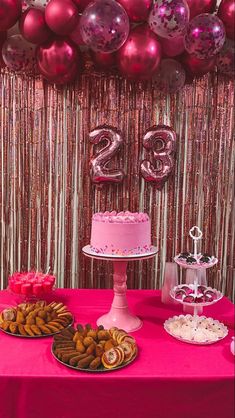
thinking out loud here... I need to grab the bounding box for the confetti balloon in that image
[217,0,235,40]
[45,0,79,35]
[217,38,235,77]
[180,52,216,76]
[80,0,130,53]
[184,13,226,59]
[0,0,22,31]
[25,0,50,8]
[186,0,216,19]
[160,36,185,57]
[2,34,36,72]
[36,37,82,84]
[154,58,186,93]
[117,0,153,22]
[20,8,52,44]
[0,32,7,68]
[117,25,162,80]
[148,0,189,39]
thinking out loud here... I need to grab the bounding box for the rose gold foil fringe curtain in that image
[0,70,234,299]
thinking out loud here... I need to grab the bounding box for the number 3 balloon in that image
[140,125,176,189]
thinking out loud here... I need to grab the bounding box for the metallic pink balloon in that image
[160,36,185,57]
[149,0,189,39]
[218,0,235,40]
[90,126,125,184]
[69,16,85,46]
[117,25,162,80]
[154,58,186,93]
[180,52,215,76]
[36,38,81,85]
[0,0,22,31]
[117,0,153,22]
[217,38,235,77]
[20,8,52,44]
[2,34,36,72]
[185,13,226,59]
[80,0,130,53]
[45,0,79,35]
[91,50,116,70]
[72,0,93,13]
[187,0,216,19]
[141,125,176,189]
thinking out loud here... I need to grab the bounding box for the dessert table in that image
[0,289,234,418]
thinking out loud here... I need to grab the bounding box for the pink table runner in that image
[0,289,234,418]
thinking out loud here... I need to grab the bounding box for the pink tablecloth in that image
[0,289,234,418]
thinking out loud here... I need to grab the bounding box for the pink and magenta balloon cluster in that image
[0,0,234,87]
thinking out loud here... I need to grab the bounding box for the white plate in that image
[164,315,228,345]
[82,245,158,261]
[174,255,218,270]
[170,285,223,307]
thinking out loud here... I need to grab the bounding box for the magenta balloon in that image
[149,0,189,39]
[45,0,79,35]
[0,0,22,31]
[117,25,162,80]
[69,16,85,46]
[187,0,216,19]
[117,0,153,22]
[184,13,226,59]
[36,37,81,84]
[80,0,130,53]
[72,0,93,13]
[180,52,216,76]
[2,34,36,72]
[20,8,52,44]
[91,50,116,70]
[217,38,235,77]
[160,36,185,57]
[218,0,235,40]
[154,58,186,93]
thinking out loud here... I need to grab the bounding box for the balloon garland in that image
[0,0,234,87]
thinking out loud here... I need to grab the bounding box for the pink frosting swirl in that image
[92,211,149,223]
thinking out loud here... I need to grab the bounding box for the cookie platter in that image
[170,284,223,307]
[0,301,73,338]
[51,324,138,372]
[164,315,228,345]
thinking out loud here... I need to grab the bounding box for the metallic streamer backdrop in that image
[0,70,234,300]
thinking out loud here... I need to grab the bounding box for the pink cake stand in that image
[82,245,158,332]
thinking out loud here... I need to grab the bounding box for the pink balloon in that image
[2,34,36,72]
[185,14,226,59]
[218,0,235,40]
[187,0,216,19]
[90,126,125,184]
[69,16,85,46]
[154,58,186,93]
[217,38,235,77]
[26,0,50,8]
[117,0,153,22]
[117,25,162,80]
[0,32,7,68]
[36,37,82,84]
[80,0,130,53]
[0,0,22,31]
[180,52,216,76]
[141,125,176,189]
[45,0,79,35]
[160,36,185,57]
[72,0,93,13]
[149,0,189,39]
[91,50,116,70]
[20,7,52,44]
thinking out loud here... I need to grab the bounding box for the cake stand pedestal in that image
[82,245,158,332]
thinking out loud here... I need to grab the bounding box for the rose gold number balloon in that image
[141,125,176,189]
[90,126,125,184]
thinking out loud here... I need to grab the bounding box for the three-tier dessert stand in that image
[82,245,158,332]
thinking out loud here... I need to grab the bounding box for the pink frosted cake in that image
[90,211,152,255]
